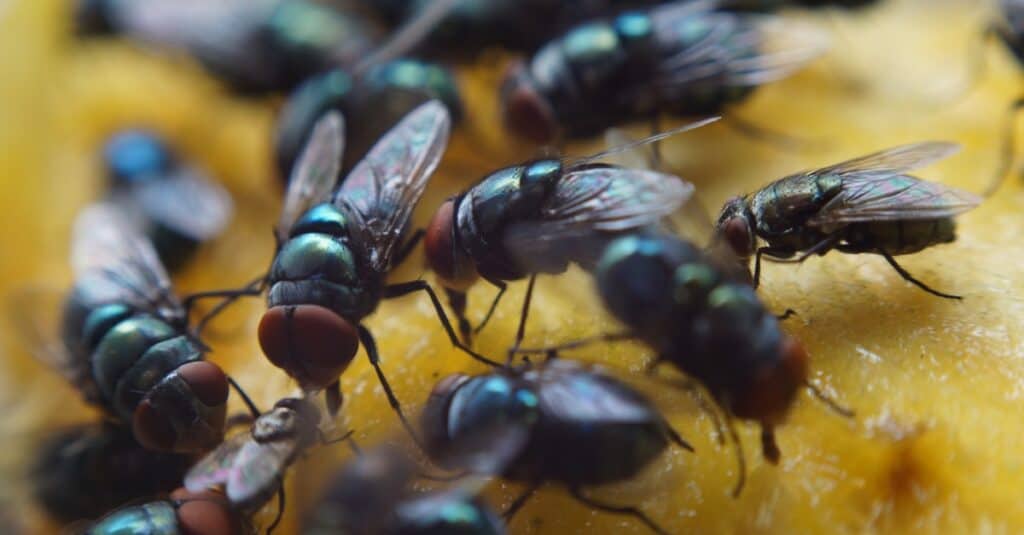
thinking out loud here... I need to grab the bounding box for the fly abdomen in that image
[841,218,957,255]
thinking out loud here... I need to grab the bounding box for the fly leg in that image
[384,280,501,366]
[511,331,637,356]
[568,487,670,535]
[186,274,267,337]
[724,418,747,498]
[875,249,962,300]
[324,381,343,418]
[503,482,541,522]
[445,288,474,346]
[652,375,727,447]
[227,376,261,419]
[473,277,509,338]
[266,483,286,535]
[805,380,855,418]
[392,229,425,267]
[356,325,425,449]
[506,274,537,365]
[725,113,822,153]
[752,246,795,288]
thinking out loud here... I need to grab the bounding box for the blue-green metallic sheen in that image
[290,203,350,239]
[86,500,178,535]
[270,233,357,285]
[81,304,133,352]
[395,497,506,535]
[503,5,765,141]
[92,316,177,402]
[595,233,785,403]
[112,335,202,417]
[446,376,539,438]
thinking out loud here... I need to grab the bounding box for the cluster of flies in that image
[17,0,1020,533]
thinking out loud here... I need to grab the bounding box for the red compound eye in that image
[425,199,478,291]
[723,216,754,258]
[500,61,558,145]
[258,304,359,391]
[171,488,240,535]
[133,361,228,452]
[733,336,808,427]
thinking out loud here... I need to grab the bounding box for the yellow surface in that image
[1,0,1023,533]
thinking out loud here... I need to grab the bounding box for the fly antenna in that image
[568,116,720,167]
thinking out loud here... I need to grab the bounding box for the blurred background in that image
[1,0,1023,533]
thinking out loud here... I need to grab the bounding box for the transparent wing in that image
[808,173,982,226]
[225,439,296,509]
[812,141,961,176]
[6,286,92,396]
[541,167,694,232]
[184,432,249,493]
[334,100,451,272]
[71,203,181,316]
[502,166,693,267]
[536,360,657,425]
[804,142,978,226]
[277,111,346,241]
[133,168,233,241]
[648,5,829,91]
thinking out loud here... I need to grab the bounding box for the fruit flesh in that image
[2,0,1024,533]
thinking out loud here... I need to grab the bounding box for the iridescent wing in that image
[333,100,451,272]
[535,360,657,425]
[647,3,830,91]
[183,431,249,493]
[277,111,346,242]
[114,0,280,86]
[6,286,93,398]
[814,141,962,176]
[223,438,298,510]
[71,203,182,318]
[133,167,233,241]
[502,166,694,263]
[806,142,981,226]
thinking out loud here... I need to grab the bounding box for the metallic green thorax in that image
[454,160,564,279]
[267,203,381,320]
[748,172,958,255]
[748,172,843,250]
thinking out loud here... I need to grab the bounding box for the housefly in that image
[303,443,506,535]
[14,204,230,453]
[714,142,982,298]
[420,358,691,535]
[512,232,852,497]
[500,0,829,145]
[423,117,717,346]
[101,130,232,272]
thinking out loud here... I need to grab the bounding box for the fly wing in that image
[6,286,92,396]
[536,361,657,425]
[184,431,249,493]
[333,100,451,272]
[277,111,346,242]
[224,438,297,510]
[814,141,962,176]
[806,142,980,226]
[71,203,181,317]
[133,168,233,242]
[502,166,693,269]
[646,4,829,92]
